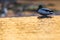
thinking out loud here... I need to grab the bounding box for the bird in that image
[37,5,54,18]
[1,7,8,17]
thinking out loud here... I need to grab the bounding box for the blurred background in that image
[0,0,60,17]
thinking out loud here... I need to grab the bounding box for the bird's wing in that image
[38,9,49,14]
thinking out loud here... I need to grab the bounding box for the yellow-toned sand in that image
[0,16,60,40]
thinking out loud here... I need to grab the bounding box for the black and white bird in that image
[37,5,54,18]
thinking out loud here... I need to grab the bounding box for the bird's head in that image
[38,5,44,9]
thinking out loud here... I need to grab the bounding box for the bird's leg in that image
[37,15,47,18]
[37,15,52,19]
[44,15,52,18]
[40,15,52,18]
[41,15,48,18]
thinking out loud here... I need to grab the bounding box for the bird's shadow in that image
[37,16,52,19]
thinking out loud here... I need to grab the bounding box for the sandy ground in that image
[0,16,60,40]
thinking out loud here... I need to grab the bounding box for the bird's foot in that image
[37,16,52,19]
